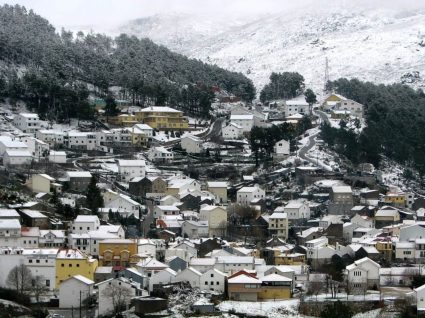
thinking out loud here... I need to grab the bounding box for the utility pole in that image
[79,290,82,318]
[324,57,330,92]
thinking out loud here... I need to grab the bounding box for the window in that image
[69,264,72,267]
[61,263,64,267]
[29,259,33,263]
[46,280,50,287]
[36,260,40,263]
[205,281,208,285]
[210,274,214,278]
[77,264,80,267]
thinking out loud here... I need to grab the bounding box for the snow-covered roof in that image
[0,209,19,218]
[238,186,262,193]
[75,215,99,223]
[20,209,47,218]
[260,273,292,282]
[68,275,94,285]
[230,114,254,120]
[207,181,228,188]
[66,171,92,178]
[5,150,32,157]
[139,106,182,113]
[269,212,287,219]
[285,200,305,209]
[117,159,145,167]
[332,186,352,193]
[0,219,21,229]
[18,113,39,118]
[228,274,261,284]
[57,249,87,259]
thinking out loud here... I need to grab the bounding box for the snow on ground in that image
[152,132,180,143]
[353,309,382,318]
[306,143,339,171]
[298,127,320,147]
[218,299,300,318]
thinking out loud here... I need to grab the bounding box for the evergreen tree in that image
[104,94,118,117]
[85,175,104,213]
[304,88,317,105]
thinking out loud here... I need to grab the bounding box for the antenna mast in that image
[324,57,330,92]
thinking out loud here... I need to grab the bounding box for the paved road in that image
[315,109,330,124]
[298,133,319,166]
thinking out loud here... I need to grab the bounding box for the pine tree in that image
[85,175,104,213]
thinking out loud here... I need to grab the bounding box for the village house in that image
[3,149,33,167]
[149,268,177,291]
[227,272,262,301]
[55,248,98,287]
[336,98,364,118]
[0,136,29,155]
[237,186,265,206]
[59,275,94,308]
[222,122,243,139]
[66,131,99,150]
[206,181,228,203]
[329,185,353,214]
[117,159,146,182]
[181,134,203,154]
[269,211,289,239]
[13,113,41,133]
[345,257,381,294]
[30,173,58,194]
[284,100,310,117]
[71,215,100,234]
[64,171,92,192]
[98,238,139,269]
[129,176,167,197]
[147,146,174,163]
[229,114,254,132]
[36,129,65,147]
[284,200,310,223]
[130,123,153,146]
[167,177,201,197]
[49,150,67,164]
[273,139,290,158]
[375,207,400,228]
[20,136,49,160]
[199,205,227,237]
[134,106,189,130]
[182,220,209,239]
[174,266,202,288]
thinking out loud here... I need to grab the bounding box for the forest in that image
[260,72,305,103]
[0,4,255,121]
[323,78,425,175]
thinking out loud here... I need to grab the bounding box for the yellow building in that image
[117,114,138,127]
[384,192,406,208]
[258,274,292,299]
[98,239,139,269]
[135,106,189,130]
[55,249,98,288]
[275,252,305,265]
[376,240,393,261]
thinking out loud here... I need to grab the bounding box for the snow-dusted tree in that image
[102,282,133,315]
[30,275,49,303]
[6,264,33,295]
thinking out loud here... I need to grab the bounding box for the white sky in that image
[0,0,424,29]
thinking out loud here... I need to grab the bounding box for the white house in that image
[131,123,154,137]
[345,257,381,293]
[97,277,138,316]
[104,194,141,218]
[49,150,67,164]
[269,212,289,239]
[284,200,310,221]
[222,122,243,139]
[200,268,227,293]
[237,186,265,206]
[3,149,33,167]
[72,215,100,234]
[285,100,310,117]
[174,266,202,288]
[13,113,41,133]
[351,214,374,229]
[117,159,146,182]
[154,205,180,219]
[199,205,227,237]
[20,136,49,160]
[149,268,177,291]
[66,131,98,150]
[181,220,209,239]
[273,139,290,158]
[138,239,157,257]
[181,135,203,154]
[59,275,94,308]
[337,99,364,118]
[414,284,425,312]
[36,130,65,147]
[0,136,29,155]
[147,146,174,163]
[229,114,254,132]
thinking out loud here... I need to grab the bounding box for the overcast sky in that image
[1,0,424,29]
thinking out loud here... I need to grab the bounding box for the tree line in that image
[324,78,425,175]
[249,116,312,165]
[0,4,255,121]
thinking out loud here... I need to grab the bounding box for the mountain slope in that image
[120,6,425,92]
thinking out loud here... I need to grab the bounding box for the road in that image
[315,109,330,124]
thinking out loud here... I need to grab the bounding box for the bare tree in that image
[30,275,49,303]
[307,281,323,301]
[102,282,133,315]
[6,264,33,295]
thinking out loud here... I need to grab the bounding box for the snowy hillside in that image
[118,5,425,92]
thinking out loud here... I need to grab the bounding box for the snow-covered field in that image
[118,3,425,92]
[218,299,300,318]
